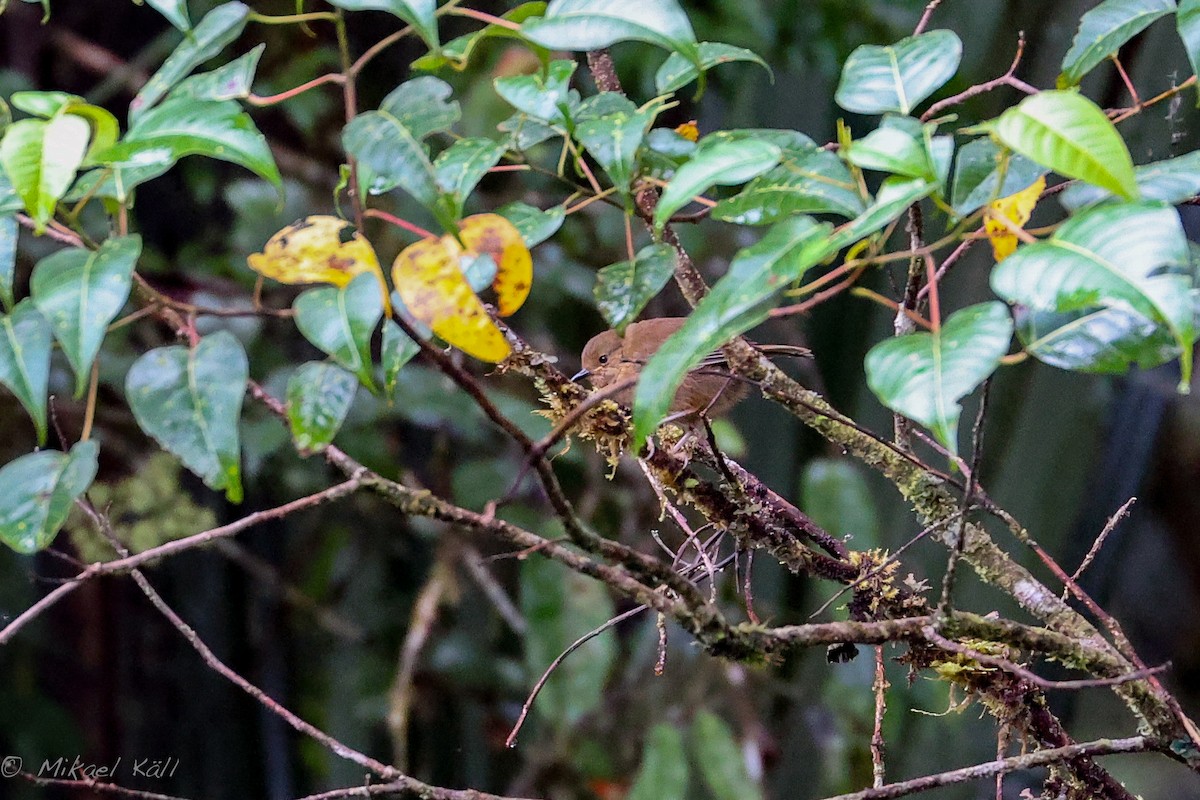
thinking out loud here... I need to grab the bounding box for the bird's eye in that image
[598,354,608,365]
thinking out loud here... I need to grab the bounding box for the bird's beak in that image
[572,368,590,382]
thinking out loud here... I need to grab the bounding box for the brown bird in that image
[574,317,811,421]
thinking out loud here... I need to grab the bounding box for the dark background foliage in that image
[2,1,1199,797]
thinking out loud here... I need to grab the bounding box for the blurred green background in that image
[2,0,1199,797]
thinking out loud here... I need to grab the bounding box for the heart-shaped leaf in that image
[286,361,358,456]
[627,725,688,800]
[633,216,835,448]
[835,30,963,115]
[129,1,250,122]
[1059,149,1200,211]
[991,201,1195,387]
[247,216,388,305]
[594,243,675,334]
[654,42,772,95]
[0,440,98,554]
[126,331,247,502]
[1060,0,1176,87]
[950,137,1046,215]
[98,97,282,194]
[865,302,1013,454]
[521,0,699,65]
[382,319,420,398]
[170,44,265,103]
[0,114,90,231]
[654,138,782,230]
[294,272,384,391]
[0,299,52,444]
[31,235,141,397]
[327,0,440,51]
[457,213,532,316]
[992,90,1137,200]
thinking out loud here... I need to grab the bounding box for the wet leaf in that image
[594,243,675,334]
[0,300,52,444]
[287,361,358,456]
[0,441,98,554]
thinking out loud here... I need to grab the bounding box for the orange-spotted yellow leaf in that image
[457,213,532,316]
[984,175,1045,262]
[247,215,390,311]
[674,120,700,142]
[392,235,511,362]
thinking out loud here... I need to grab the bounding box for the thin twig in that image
[1063,497,1136,599]
[912,0,942,35]
[826,737,1154,800]
[871,646,889,787]
[921,32,1035,121]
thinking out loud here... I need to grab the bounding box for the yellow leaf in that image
[984,176,1045,262]
[457,213,532,316]
[247,215,391,311]
[674,120,700,142]
[393,235,511,362]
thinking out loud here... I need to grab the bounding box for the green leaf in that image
[800,459,880,545]
[992,90,1137,200]
[293,272,383,392]
[63,163,174,205]
[413,3,547,71]
[286,361,358,456]
[343,112,439,208]
[495,201,565,246]
[1015,304,1185,374]
[627,725,688,800]
[654,138,782,230]
[633,216,835,449]
[833,175,936,249]
[9,91,77,118]
[712,141,865,224]
[991,201,1195,388]
[382,318,420,398]
[379,77,461,140]
[98,97,282,194]
[129,1,250,123]
[170,44,265,102]
[691,711,763,800]
[327,0,440,51]
[1059,150,1200,211]
[434,137,506,220]
[498,113,561,151]
[0,115,91,231]
[835,30,962,115]
[594,243,675,334]
[0,172,20,214]
[30,235,140,398]
[950,137,1046,215]
[0,214,15,310]
[494,60,578,126]
[1179,0,1200,102]
[865,302,1013,454]
[1060,0,1175,87]
[520,555,616,729]
[845,115,945,181]
[0,440,98,554]
[522,0,699,64]
[126,331,247,503]
[574,95,659,198]
[145,0,192,31]
[654,41,772,95]
[0,300,52,444]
